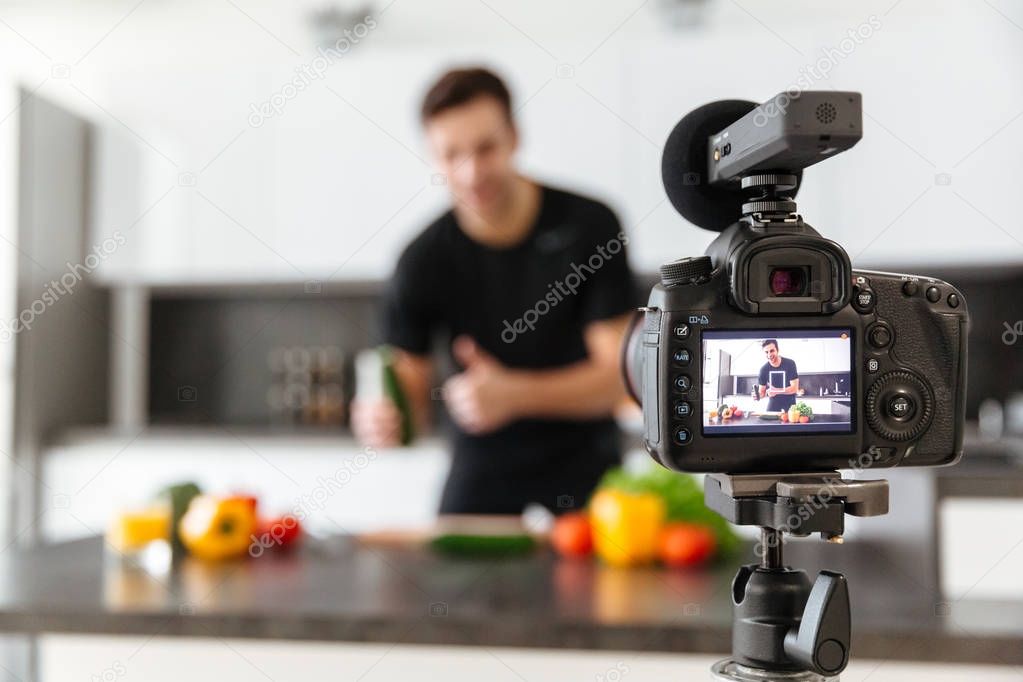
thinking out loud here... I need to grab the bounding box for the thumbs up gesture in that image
[443,335,521,434]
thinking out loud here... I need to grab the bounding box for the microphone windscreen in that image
[661,99,801,233]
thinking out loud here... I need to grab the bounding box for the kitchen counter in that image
[0,536,1020,665]
[704,414,851,434]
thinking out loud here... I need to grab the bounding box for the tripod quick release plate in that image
[705,472,889,540]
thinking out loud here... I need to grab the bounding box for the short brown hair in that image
[420,67,513,124]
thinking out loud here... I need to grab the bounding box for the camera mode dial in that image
[660,256,713,287]
[865,370,934,442]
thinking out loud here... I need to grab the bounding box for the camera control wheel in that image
[865,370,934,442]
[660,256,713,287]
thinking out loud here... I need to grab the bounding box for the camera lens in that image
[769,267,807,297]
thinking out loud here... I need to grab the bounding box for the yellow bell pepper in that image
[589,489,666,567]
[178,495,257,561]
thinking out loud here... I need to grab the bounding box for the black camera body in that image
[623,92,969,474]
[629,228,968,474]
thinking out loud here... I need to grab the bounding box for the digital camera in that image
[622,92,969,474]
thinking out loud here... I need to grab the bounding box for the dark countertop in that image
[704,414,851,434]
[0,536,1020,665]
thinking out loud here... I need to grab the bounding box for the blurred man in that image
[757,339,800,412]
[352,67,636,515]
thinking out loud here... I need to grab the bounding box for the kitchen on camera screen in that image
[700,328,854,436]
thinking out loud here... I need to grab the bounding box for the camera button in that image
[673,374,692,392]
[673,324,690,339]
[852,288,875,313]
[925,286,941,303]
[673,427,692,446]
[902,281,919,297]
[947,293,960,308]
[866,358,880,374]
[865,370,933,442]
[887,394,915,422]
[867,324,892,349]
[673,401,692,418]
[672,348,692,366]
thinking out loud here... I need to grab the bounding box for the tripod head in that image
[705,472,890,681]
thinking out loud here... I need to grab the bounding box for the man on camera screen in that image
[757,339,800,412]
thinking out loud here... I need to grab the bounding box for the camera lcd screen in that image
[701,329,854,435]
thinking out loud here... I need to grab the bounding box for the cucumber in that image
[380,347,414,445]
[429,534,536,557]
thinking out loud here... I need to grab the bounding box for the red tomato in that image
[658,523,716,567]
[551,513,594,558]
[256,515,302,550]
[799,416,810,423]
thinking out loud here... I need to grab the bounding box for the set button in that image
[887,394,916,422]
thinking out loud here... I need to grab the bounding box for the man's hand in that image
[766,387,781,397]
[351,398,403,448]
[443,336,521,435]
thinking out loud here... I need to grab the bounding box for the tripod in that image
[704,472,890,681]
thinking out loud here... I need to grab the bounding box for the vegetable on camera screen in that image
[700,328,854,436]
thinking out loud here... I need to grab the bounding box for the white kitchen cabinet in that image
[789,339,826,375]
[941,497,1023,600]
[619,32,822,273]
[90,45,631,283]
[800,397,838,416]
[40,429,451,542]
[38,635,1023,682]
[268,52,442,280]
[88,66,284,283]
[77,0,1023,284]
[823,337,853,372]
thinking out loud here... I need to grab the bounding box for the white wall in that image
[0,0,1020,285]
[706,337,851,376]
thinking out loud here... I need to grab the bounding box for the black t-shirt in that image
[759,357,799,411]
[382,185,637,475]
